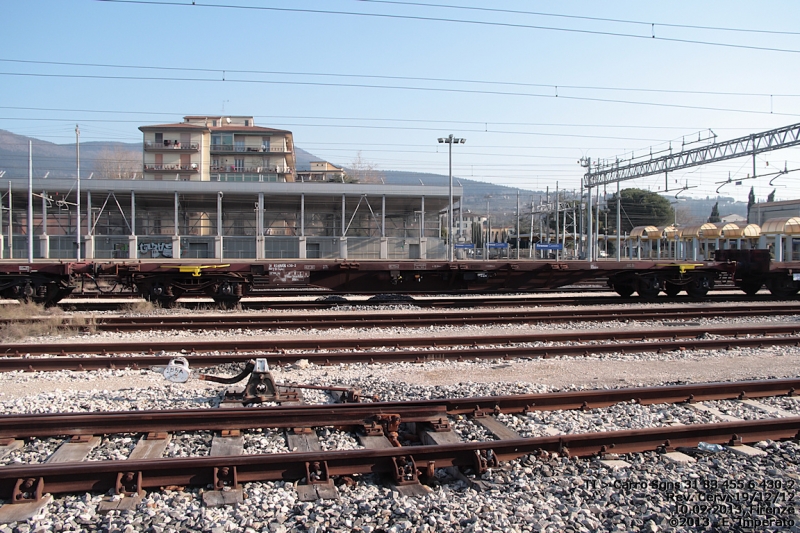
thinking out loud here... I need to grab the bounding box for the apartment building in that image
[139,116,295,182]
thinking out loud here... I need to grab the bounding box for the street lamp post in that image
[438,134,465,261]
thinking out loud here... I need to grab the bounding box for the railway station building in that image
[1,116,460,261]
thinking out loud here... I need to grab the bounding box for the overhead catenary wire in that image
[2,58,799,99]
[355,0,800,37]
[0,71,797,118]
[94,0,800,55]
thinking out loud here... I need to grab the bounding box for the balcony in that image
[212,173,286,183]
[210,166,292,173]
[210,144,288,153]
[144,164,199,172]
[144,141,199,151]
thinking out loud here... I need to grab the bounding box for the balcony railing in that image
[144,164,199,172]
[210,144,288,153]
[211,173,287,183]
[144,141,199,151]
[210,166,292,173]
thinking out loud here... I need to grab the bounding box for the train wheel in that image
[664,282,682,297]
[737,280,762,296]
[766,277,799,299]
[142,282,179,307]
[31,282,62,307]
[613,283,635,298]
[686,275,713,298]
[212,282,241,309]
[636,277,661,299]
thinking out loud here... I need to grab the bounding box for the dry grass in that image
[0,301,69,341]
[121,299,158,315]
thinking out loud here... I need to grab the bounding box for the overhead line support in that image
[583,122,800,188]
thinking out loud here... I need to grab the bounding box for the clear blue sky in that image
[2,0,800,202]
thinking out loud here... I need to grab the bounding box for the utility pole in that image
[7,181,11,259]
[76,125,81,262]
[28,141,33,262]
[437,134,465,261]
[529,196,534,259]
[515,190,520,260]
[580,157,593,261]
[616,180,621,261]
[555,182,559,261]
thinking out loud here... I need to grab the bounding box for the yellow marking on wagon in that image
[655,263,703,274]
[161,264,231,277]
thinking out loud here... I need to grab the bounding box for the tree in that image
[471,221,483,248]
[346,152,384,184]
[93,146,140,179]
[747,186,756,223]
[767,189,776,203]
[604,188,674,234]
[708,202,721,223]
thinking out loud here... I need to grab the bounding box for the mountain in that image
[0,129,140,179]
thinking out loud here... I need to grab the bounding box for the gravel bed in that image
[2,305,800,532]
[451,417,497,442]
[242,429,290,455]
[5,443,800,532]
[497,402,718,438]
[0,378,219,414]
[10,309,800,346]
[760,395,800,413]
[163,431,213,458]
[85,434,138,462]
[317,427,362,451]
[0,437,62,466]
[712,399,783,420]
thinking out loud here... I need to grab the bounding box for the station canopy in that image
[679,223,718,240]
[628,225,661,239]
[760,217,800,235]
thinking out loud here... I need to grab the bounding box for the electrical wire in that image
[354,0,800,37]
[2,58,798,99]
[95,0,800,55]
[1,71,797,118]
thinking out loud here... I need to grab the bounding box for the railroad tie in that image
[0,435,100,524]
[474,416,522,441]
[98,432,172,514]
[203,430,245,508]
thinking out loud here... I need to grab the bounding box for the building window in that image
[212,133,233,150]
[155,133,163,144]
[212,120,217,127]
[234,158,244,171]
[244,119,250,127]
[262,137,270,151]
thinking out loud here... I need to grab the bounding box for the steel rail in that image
[4,302,800,332]
[3,332,800,372]
[2,417,799,499]
[0,378,798,439]
[2,323,799,364]
[46,290,770,312]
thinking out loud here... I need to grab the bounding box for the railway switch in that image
[150,357,364,406]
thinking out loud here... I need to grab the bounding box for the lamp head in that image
[438,138,445,143]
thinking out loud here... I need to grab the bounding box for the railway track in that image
[1,379,799,504]
[2,322,799,371]
[1,290,783,313]
[4,301,800,332]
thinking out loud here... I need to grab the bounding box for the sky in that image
[2,0,800,203]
